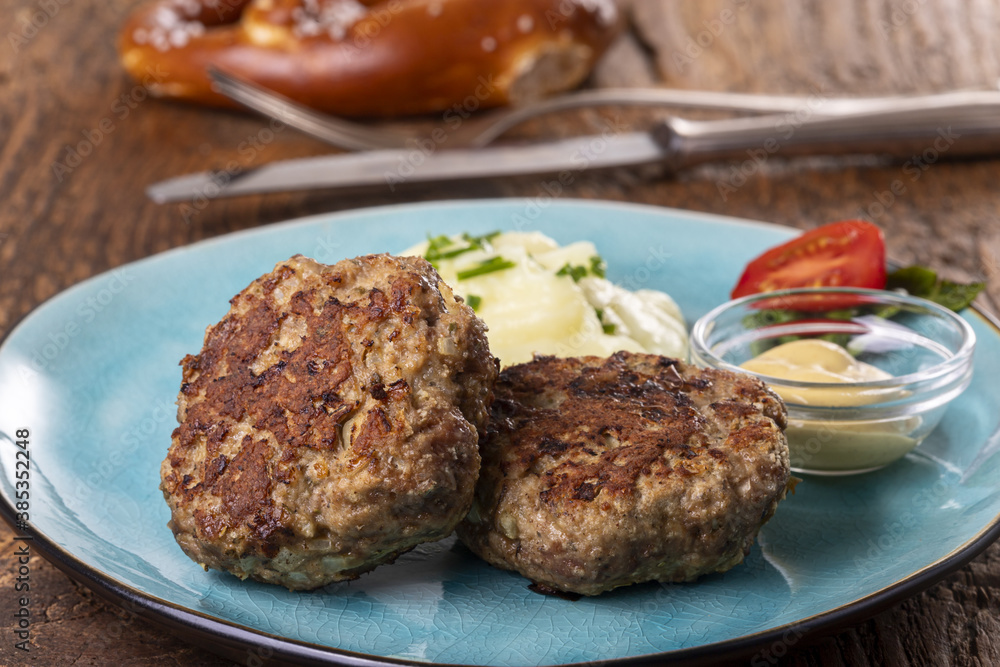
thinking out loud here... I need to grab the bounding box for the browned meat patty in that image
[162,254,498,590]
[457,351,790,596]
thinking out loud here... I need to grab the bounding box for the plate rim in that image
[5,479,1000,667]
[1,197,790,348]
[3,198,1000,666]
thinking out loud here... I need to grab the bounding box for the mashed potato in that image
[402,231,687,367]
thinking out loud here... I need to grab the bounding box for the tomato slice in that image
[731,220,887,310]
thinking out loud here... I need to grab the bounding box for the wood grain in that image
[1,0,999,665]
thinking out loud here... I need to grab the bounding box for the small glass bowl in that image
[690,288,976,475]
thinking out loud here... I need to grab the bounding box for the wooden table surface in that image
[2,0,1000,665]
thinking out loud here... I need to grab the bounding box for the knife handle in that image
[652,93,1000,171]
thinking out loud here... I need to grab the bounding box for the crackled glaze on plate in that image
[1,200,999,666]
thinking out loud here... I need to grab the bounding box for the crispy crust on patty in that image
[162,254,498,590]
[457,351,790,596]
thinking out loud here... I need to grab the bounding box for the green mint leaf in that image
[887,265,984,311]
[934,280,986,311]
[886,266,937,296]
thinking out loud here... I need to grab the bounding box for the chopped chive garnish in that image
[466,294,482,310]
[589,255,606,278]
[462,231,501,246]
[556,263,588,282]
[432,245,479,261]
[457,256,516,280]
[424,231,502,264]
[556,256,606,282]
[424,234,453,254]
[422,234,453,266]
[595,307,616,334]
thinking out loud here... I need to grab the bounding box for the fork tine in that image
[207,67,410,151]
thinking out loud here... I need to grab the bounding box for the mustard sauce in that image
[741,339,919,472]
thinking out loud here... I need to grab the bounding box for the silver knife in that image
[148,98,1000,202]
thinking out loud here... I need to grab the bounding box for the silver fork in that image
[208,67,1000,152]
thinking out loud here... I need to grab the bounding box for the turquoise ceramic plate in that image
[2,200,1000,666]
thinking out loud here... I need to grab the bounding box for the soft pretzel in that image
[118,0,621,117]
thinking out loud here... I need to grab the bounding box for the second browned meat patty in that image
[457,351,790,596]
